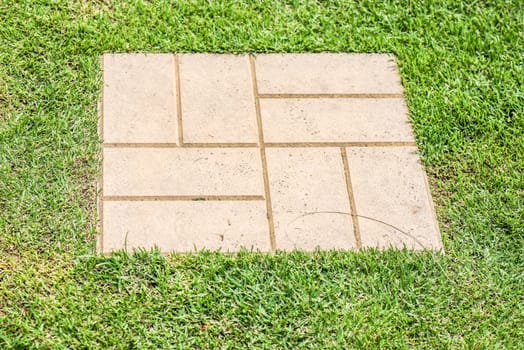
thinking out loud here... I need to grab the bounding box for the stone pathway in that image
[98,53,442,253]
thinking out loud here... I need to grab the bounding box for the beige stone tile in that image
[254,54,403,94]
[346,147,442,250]
[178,54,258,143]
[260,98,414,143]
[102,54,177,143]
[102,201,269,253]
[103,148,263,196]
[266,148,356,251]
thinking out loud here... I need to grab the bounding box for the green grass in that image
[1,0,523,348]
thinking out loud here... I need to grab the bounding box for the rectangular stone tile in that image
[103,148,263,196]
[266,148,355,251]
[260,98,414,143]
[102,201,270,253]
[178,54,258,143]
[254,54,403,94]
[102,54,177,143]
[346,147,442,250]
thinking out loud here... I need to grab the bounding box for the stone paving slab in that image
[260,98,414,143]
[103,201,269,252]
[266,148,356,251]
[254,54,403,95]
[99,53,442,253]
[103,54,177,143]
[103,147,263,196]
[346,147,441,249]
[178,54,258,143]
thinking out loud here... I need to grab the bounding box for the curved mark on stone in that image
[356,215,424,249]
[285,211,424,249]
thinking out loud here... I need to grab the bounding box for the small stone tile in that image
[266,148,356,251]
[179,54,258,143]
[346,147,442,250]
[103,148,263,196]
[260,98,414,143]
[103,54,177,143]
[102,201,269,253]
[255,54,403,94]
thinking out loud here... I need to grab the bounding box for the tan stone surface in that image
[178,54,258,143]
[102,54,177,143]
[102,201,269,253]
[260,98,414,143]
[99,53,442,253]
[103,148,263,196]
[266,148,356,251]
[254,54,403,94]
[346,147,442,249]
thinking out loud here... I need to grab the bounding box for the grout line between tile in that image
[174,54,184,145]
[103,142,257,148]
[98,55,105,254]
[102,142,416,149]
[258,93,404,99]
[340,147,362,249]
[103,143,182,148]
[103,195,265,201]
[249,55,276,252]
[183,143,258,148]
[265,142,417,148]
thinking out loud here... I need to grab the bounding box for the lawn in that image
[0,0,523,348]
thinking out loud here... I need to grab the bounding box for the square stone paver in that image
[99,53,442,253]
